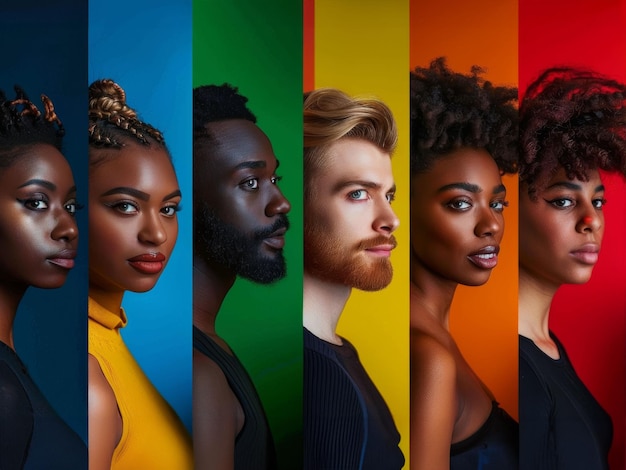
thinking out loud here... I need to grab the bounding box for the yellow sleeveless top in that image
[88,297,193,469]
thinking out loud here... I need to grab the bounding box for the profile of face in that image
[519,167,605,287]
[0,144,78,289]
[194,119,291,283]
[411,148,506,286]
[304,137,399,291]
[89,142,180,294]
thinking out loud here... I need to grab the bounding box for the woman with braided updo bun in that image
[410,58,519,469]
[87,79,192,470]
[518,68,626,470]
[0,87,86,468]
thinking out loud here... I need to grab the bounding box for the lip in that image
[127,252,166,275]
[47,249,77,270]
[569,243,600,265]
[467,245,499,270]
[365,244,396,258]
[263,227,287,250]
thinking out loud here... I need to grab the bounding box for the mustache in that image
[356,234,398,250]
[254,214,290,240]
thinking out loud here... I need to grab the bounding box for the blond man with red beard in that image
[303,88,404,470]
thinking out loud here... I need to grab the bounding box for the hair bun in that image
[89,79,137,121]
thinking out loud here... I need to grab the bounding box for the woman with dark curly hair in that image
[87,79,192,469]
[518,67,626,470]
[0,86,86,468]
[410,58,519,469]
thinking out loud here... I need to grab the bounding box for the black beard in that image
[194,205,289,284]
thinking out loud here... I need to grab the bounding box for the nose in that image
[373,199,400,235]
[474,206,502,238]
[51,210,78,243]
[138,211,168,245]
[265,186,291,217]
[576,210,603,233]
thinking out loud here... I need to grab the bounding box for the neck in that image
[88,285,125,314]
[303,271,351,345]
[193,254,235,336]
[518,266,558,342]
[410,261,458,329]
[0,283,27,349]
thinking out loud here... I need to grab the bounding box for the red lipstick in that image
[127,252,166,275]
[468,245,499,270]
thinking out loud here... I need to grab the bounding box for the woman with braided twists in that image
[87,79,192,470]
[0,86,86,469]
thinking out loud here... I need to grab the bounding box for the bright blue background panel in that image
[89,0,193,430]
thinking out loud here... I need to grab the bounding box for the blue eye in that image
[348,189,368,200]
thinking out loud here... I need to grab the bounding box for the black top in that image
[0,341,86,470]
[193,326,277,470]
[450,401,519,469]
[519,333,612,470]
[303,328,404,470]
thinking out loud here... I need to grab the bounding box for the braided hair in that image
[410,57,519,175]
[88,79,166,165]
[520,67,626,198]
[0,86,64,166]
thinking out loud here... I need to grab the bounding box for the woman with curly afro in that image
[410,58,519,469]
[518,67,626,470]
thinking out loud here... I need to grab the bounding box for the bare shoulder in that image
[411,330,456,381]
[87,354,118,420]
[88,354,121,470]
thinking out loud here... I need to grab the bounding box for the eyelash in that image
[18,195,82,216]
[446,198,509,212]
[241,175,282,190]
[347,190,395,204]
[545,197,606,209]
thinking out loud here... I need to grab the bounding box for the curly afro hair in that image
[410,57,518,175]
[520,67,626,197]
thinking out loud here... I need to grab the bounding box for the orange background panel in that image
[410,0,520,419]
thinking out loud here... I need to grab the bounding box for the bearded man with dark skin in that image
[193,84,291,470]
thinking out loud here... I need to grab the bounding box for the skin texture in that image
[303,137,399,344]
[0,144,78,347]
[193,119,290,469]
[87,142,180,470]
[410,148,506,470]
[518,168,605,358]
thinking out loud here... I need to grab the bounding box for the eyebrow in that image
[436,182,506,195]
[100,187,182,202]
[334,180,396,193]
[18,179,56,191]
[546,181,605,193]
[234,160,267,171]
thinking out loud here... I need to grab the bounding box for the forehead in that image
[1,143,71,181]
[414,147,501,189]
[316,138,393,187]
[202,119,277,172]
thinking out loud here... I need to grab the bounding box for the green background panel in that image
[193,1,303,467]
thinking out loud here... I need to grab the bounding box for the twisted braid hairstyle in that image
[89,79,167,165]
[410,57,519,176]
[0,86,64,166]
[520,67,626,198]
[303,88,397,198]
